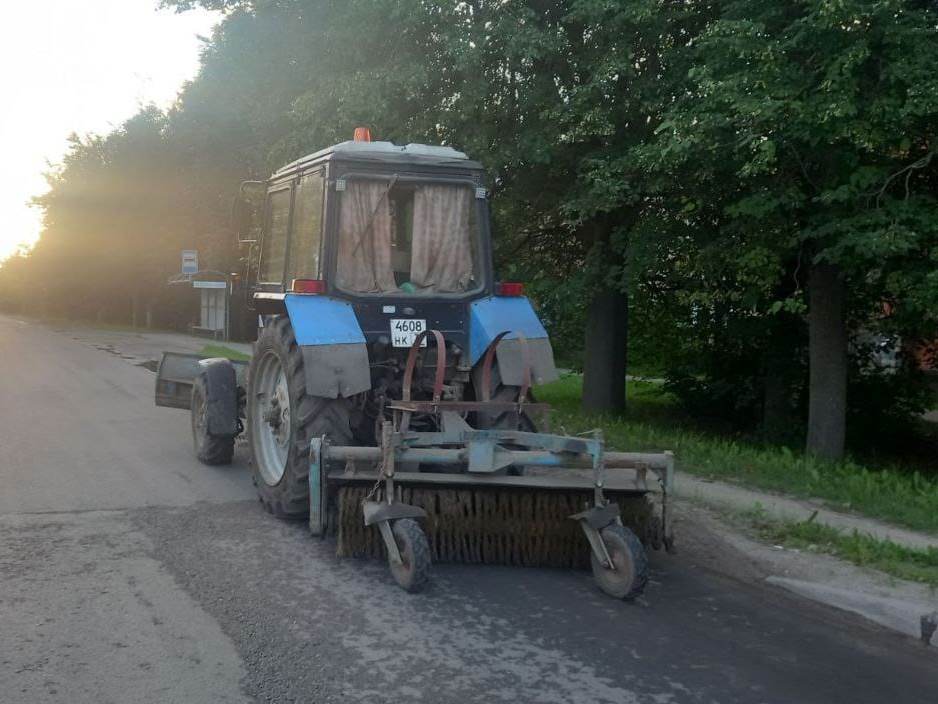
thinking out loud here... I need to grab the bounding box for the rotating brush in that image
[334,484,657,569]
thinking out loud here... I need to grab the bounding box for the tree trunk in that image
[806,262,847,460]
[582,287,628,413]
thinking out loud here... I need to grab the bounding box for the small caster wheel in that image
[591,524,648,600]
[389,518,431,593]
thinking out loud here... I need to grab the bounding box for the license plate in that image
[390,318,427,347]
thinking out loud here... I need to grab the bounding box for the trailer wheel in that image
[191,374,235,465]
[248,316,353,518]
[389,518,431,593]
[590,524,648,600]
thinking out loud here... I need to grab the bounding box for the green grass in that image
[537,373,938,534]
[737,508,938,588]
[200,343,251,362]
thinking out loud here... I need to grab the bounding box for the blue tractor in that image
[156,130,673,597]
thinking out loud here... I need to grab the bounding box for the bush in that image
[846,361,933,455]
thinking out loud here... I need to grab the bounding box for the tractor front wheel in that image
[247,316,353,517]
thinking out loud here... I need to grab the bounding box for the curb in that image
[767,576,938,648]
[676,475,938,552]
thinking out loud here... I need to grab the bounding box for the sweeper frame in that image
[308,328,675,596]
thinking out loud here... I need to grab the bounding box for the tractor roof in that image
[271,140,483,179]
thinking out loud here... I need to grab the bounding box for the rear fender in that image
[469,296,558,386]
[284,294,371,398]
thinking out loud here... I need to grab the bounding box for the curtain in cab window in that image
[336,179,396,292]
[410,185,474,292]
[260,189,290,283]
[288,173,324,282]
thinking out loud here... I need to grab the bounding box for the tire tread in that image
[391,518,431,593]
[248,316,353,517]
[191,375,235,466]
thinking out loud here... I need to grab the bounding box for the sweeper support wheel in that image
[388,518,431,592]
[589,523,648,600]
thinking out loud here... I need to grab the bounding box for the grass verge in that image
[736,507,938,588]
[536,374,938,534]
[200,343,251,362]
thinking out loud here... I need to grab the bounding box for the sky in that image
[0,1,219,262]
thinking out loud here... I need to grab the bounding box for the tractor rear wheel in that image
[472,363,537,432]
[247,316,353,518]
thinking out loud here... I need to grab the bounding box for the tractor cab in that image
[237,130,491,307]
[235,131,507,365]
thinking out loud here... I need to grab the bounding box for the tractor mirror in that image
[233,181,266,244]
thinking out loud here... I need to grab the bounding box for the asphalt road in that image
[0,313,934,703]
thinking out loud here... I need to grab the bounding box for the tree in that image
[645,0,938,459]
[27,108,189,323]
[159,0,705,413]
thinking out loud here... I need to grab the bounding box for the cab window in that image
[287,172,324,282]
[335,178,480,295]
[259,188,291,284]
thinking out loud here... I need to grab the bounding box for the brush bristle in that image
[334,485,656,568]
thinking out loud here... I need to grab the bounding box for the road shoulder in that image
[0,509,250,704]
[676,499,938,647]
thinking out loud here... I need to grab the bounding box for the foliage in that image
[633,0,938,446]
[21,109,200,324]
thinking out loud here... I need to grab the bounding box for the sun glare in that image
[0,1,218,262]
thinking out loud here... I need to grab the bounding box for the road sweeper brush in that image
[155,130,674,599]
[306,329,674,597]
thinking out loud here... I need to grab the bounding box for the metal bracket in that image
[570,502,621,530]
[579,520,614,570]
[362,500,427,526]
[571,502,621,570]
[652,451,675,553]
[376,520,403,565]
[364,421,428,566]
[309,436,326,536]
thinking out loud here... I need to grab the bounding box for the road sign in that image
[181,250,199,275]
[192,280,227,289]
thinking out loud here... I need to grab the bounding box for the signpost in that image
[181,250,199,275]
[170,251,232,339]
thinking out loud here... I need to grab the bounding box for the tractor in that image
[155,129,673,596]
